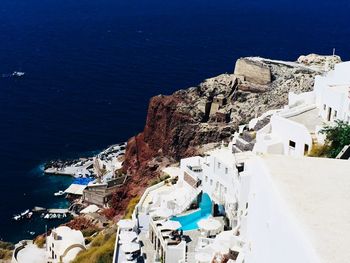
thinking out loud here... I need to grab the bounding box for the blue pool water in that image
[172,193,212,231]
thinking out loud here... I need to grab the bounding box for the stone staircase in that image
[233,130,256,152]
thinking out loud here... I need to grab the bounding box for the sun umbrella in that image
[118,219,136,230]
[119,231,138,243]
[195,252,212,262]
[198,218,222,232]
[161,220,181,230]
[121,242,140,253]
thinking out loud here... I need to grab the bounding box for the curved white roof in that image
[48,226,85,262]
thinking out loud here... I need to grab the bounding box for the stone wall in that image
[234,58,271,85]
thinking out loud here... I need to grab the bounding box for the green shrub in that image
[321,120,350,157]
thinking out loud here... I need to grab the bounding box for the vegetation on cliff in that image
[0,241,14,260]
[72,229,116,263]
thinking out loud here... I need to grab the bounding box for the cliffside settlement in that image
[112,54,350,263]
[12,53,348,263]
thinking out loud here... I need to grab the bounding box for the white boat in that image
[50,214,57,219]
[44,214,50,219]
[54,190,65,196]
[12,71,25,77]
[29,231,35,235]
[21,209,30,217]
[13,215,21,221]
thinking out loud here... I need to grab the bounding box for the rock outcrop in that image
[112,54,340,217]
[234,58,271,85]
[297,53,341,70]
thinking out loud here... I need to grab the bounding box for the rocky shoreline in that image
[44,142,126,178]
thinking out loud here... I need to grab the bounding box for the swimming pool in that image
[171,193,212,231]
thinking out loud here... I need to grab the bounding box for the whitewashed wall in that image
[270,115,312,156]
[243,158,321,263]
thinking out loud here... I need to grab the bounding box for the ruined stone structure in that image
[234,58,271,85]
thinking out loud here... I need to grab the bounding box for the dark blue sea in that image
[0,0,349,242]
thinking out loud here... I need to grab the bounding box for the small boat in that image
[21,209,30,217]
[12,71,25,77]
[50,214,57,219]
[44,214,50,219]
[13,215,21,221]
[54,190,65,196]
[29,231,35,235]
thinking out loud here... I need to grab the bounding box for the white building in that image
[118,142,350,263]
[114,59,350,263]
[242,154,350,263]
[253,60,350,157]
[12,226,85,263]
[46,226,86,263]
[314,62,350,123]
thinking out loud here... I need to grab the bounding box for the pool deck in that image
[185,230,202,263]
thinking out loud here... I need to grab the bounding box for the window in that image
[205,176,208,182]
[334,110,338,118]
[289,140,296,148]
[218,162,221,169]
[210,179,213,186]
[304,144,309,155]
[225,167,228,174]
[323,104,326,110]
[327,107,332,121]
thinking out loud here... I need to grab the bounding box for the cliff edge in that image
[111,54,340,216]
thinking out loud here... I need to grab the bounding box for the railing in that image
[112,227,120,263]
[132,181,165,219]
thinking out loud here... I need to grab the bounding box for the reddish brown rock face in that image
[113,56,322,218]
[123,92,234,181]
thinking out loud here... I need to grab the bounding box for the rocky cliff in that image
[111,54,340,216]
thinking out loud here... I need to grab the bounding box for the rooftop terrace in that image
[261,154,350,263]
